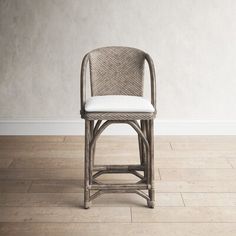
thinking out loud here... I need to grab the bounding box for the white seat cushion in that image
[85,95,155,113]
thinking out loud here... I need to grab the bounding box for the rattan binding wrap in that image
[83,112,155,121]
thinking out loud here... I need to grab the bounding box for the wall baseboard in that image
[0,120,236,135]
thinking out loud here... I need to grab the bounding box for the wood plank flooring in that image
[1,135,236,235]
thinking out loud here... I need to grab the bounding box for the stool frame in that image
[80,47,156,208]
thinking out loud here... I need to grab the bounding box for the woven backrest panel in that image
[88,47,145,96]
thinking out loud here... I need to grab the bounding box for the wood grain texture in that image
[0,207,131,223]
[0,180,31,193]
[0,192,183,207]
[132,207,236,222]
[0,135,236,235]
[182,193,236,206]
[156,180,236,193]
[28,180,83,193]
[0,159,12,168]
[1,223,236,236]
[159,169,236,181]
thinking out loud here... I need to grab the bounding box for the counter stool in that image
[80,47,156,208]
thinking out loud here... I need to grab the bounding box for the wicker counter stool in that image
[80,46,156,208]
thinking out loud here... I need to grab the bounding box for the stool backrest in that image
[88,47,145,96]
[80,46,156,114]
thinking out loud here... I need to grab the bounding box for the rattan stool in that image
[80,47,156,208]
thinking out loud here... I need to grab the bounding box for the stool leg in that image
[84,120,91,209]
[92,120,102,166]
[139,120,146,166]
[89,121,94,185]
[138,132,143,165]
[140,120,147,180]
[147,119,155,208]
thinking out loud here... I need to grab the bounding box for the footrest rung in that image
[93,164,144,171]
[89,183,148,190]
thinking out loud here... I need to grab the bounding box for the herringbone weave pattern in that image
[84,112,154,120]
[89,47,145,96]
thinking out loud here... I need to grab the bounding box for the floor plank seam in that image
[0,221,134,224]
[157,168,162,180]
[226,159,234,169]
[2,222,236,224]
[130,207,133,223]
[1,221,236,223]
[120,221,236,223]
[7,159,14,169]
[26,181,33,193]
[180,193,186,207]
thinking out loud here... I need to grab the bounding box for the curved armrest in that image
[80,53,89,116]
[145,54,156,113]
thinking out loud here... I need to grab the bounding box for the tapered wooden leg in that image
[92,120,102,166]
[139,120,148,167]
[138,137,143,165]
[89,121,94,186]
[84,120,91,209]
[140,120,147,180]
[147,119,155,208]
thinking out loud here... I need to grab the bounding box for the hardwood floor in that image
[1,135,236,235]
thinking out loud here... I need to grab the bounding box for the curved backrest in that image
[88,47,146,96]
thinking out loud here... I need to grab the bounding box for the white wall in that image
[1,0,236,134]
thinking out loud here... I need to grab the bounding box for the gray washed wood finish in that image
[80,47,156,208]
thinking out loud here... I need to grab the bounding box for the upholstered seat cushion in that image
[85,95,155,113]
